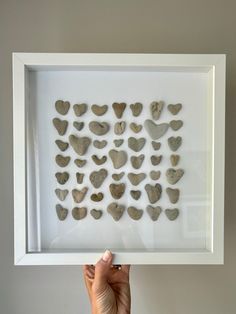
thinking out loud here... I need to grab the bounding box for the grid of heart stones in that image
[53,101,184,222]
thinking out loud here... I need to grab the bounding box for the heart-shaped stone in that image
[69,135,91,155]
[170,154,180,166]
[73,121,84,131]
[90,169,108,188]
[89,121,110,135]
[91,104,108,116]
[55,100,70,115]
[150,170,161,180]
[166,187,180,204]
[144,120,169,140]
[145,183,162,204]
[151,155,162,166]
[168,136,182,151]
[146,205,162,221]
[130,154,145,169]
[166,168,184,185]
[130,122,142,133]
[128,173,146,186]
[168,103,182,115]
[55,139,69,151]
[92,155,107,165]
[114,139,124,147]
[151,141,161,150]
[55,154,70,167]
[93,140,107,149]
[112,172,125,181]
[53,118,68,135]
[72,207,87,220]
[73,103,87,116]
[90,192,104,202]
[170,120,183,131]
[76,172,84,184]
[128,137,146,152]
[109,150,127,169]
[90,209,103,219]
[74,158,87,168]
[107,202,125,221]
[55,172,69,185]
[114,121,126,135]
[55,189,68,201]
[112,102,126,118]
[72,187,88,203]
[150,101,164,120]
[165,208,179,221]
[130,102,143,116]
[130,190,141,200]
[56,204,68,221]
[109,183,125,199]
[127,206,143,220]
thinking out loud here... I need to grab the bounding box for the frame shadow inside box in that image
[13,53,225,265]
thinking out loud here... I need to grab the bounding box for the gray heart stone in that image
[53,118,68,135]
[72,187,88,203]
[93,140,107,149]
[130,190,141,200]
[76,172,84,184]
[150,170,161,180]
[130,154,145,169]
[128,137,146,152]
[151,155,162,166]
[114,139,124,147]
[73,103,87,116]
[72,207,87,220]
[69,135,91,155]
[74,158,87,168]
[170,154,180,166]
[168,136,182,151]
[112,172,125,181]
[55,189,68,201]
[130,102,143,116]
[109,183,125,199]
[55,155,70,167]
[92,155,107,165]
[114,121,126,135]
[127,206,143,220]
[89,169,108,188]
[168,103,182,115]
[89,121,110,135]
[130,122,142,133]
[150,101,164,120]
[128,173,146,186]
[55,172,69,185]
[145,183,162,204]
[109,150,127,169]
[146,205,162,221]
[56,204,68,221]
[107,202,125,221]
[144,120,169,140]
[90,209,103,219]
[90,192,104,202]
[91,104,108,116]
[55,139,69,151]
[166,168,184,185]
[151,141,161,150]
[166,187,180,204]
[170,120,183,131]
[112,102,126,118]
[73,121,84,131]
[165,208,179,221]
[55,100,70,115]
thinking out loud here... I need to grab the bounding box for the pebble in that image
[107,202,125,221]
[91,104,108,116]
[150,101,164,120]
[109,150,127,169]
[168,103,182,115]
[145,183,162,204]
[73,103,87,116]
[56,204,68,221]
[69,135,91,155]
[165,208,179,221]
[130,154,145,169]
[128,173,146,186]
[72,187,88,203]
[55,139,69,151]
[109,183,125,199]
[55,100,70,115]
[128,137,146,152]
[89,169,108,188]
[55,155,70,167]
[112,102,126,118]
[166,187,180,204]
[72,207,87,220]
[166,168,184,185]
[146,205,162,221]
[53,118,68,135]
[89,121,110,136]
[144,120,169,140]
[90,209,103,219]
[55,172,69,185]
[127,206,143,220]
[130,102,143,116]
[55,189,68,201]
[168,136,182,151]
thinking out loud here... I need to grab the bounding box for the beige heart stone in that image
[168,136,182,152]
[151,155,162,166]
[55,154,70,167]
[130,154,145,169]
[53,118,68,135]
[109,183,125,199]
[90,192,104,202]
[90,209,103,219]
[165,208,179,221]
[114,121,126,135]
[72,187,88,203]
[112,172,125,181]
[74,158,87,168]
[127,206,143,220]
[107,202,125,221]
[89,121,110,135]
[146,205,162,221]
[92,155,107,165]
[89,169,108,188]
[93,140,107,149]
[130,102,143,116]
[130,190,141,200]
[55,100,70,115]
[151,141,161,150]
[170,154,180,166]
[166,168,184,185]
[170,120,183,131]
[168,103,182,115]
[114,139,124,147]
[128,137,146,152]
[150,101,164,120]
[56,204,68,221]
[166,187,180,204]
[150,170,161,180]
[73,103,87,116]
[69,135,91,155]
[109,150,127,169]
[55,189,68,201]
[55,139,69,151]
[128,173,146,186]
[91,104,108,116]
[73,121,84,131]
[112,102,126,118]
[76,172,84,184]
[145,183,162,204]
[130,122,142,133]
[144,120,169,140]
[55,172,69,185]
[72,207,87,220]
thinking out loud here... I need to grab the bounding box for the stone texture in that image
[150,170,161,180]
[168,103,182,115]
[56,204,68,221]
[112,102,126,118]
[107,202,125,221]
[74,158,87,168]
[165,208,179,221]
[72,187,88,203]
[55,100,70,115]
[130,190,141,200]
[69,135,91,155]
[73,121,84,131]
[55,139,69,151]
[76,172,84,184]
[90,192,104,202]
[109,149,127,169]
[166,168,184,185]
[53,118,68,135]
[128,137,146,152]
[55,172,69,185]
[72,207,87,220]
[130,154,145,169]
[114,139,124,147]
[146,205,162,221]
[168,136,182,151]
[112,172,125,181]
[128,173,146,186]
[166,187,180,204]
[144,120,169,140]
[109,183,125,199]
[130,102,143,116]
[170,120,183,131]
[73,103,87,116]
[55,154,70,167]
[91,104,108,116]
[55,189,68,201]
[151,141,161,150]
[93,140,107,149]
[151,155,162,166]
[89,121,110,135]
[127,206,143,220]
[150,101,164,120]
[114,121,126,135]
[90,209,103,219]
[145,183,162,204]
[92,155,107,165]
[89,169,108,188]
[170,154,180,166]
[130,122,142,133]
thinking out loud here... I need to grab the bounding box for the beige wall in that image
[0,0,235,313]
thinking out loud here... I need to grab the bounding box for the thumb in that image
[94,250,113,292]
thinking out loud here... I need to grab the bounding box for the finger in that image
[121,264,131,275]
[83,265,93,301]
[94,250,113,292]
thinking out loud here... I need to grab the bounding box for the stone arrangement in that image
[53,100,184,222]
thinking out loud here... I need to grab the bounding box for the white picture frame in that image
[13,53,225,265]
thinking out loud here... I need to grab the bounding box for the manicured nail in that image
[102,250,111,262]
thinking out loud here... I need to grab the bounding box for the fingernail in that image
[102,250,111,262]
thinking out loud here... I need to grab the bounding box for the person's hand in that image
[83,250,131,314]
